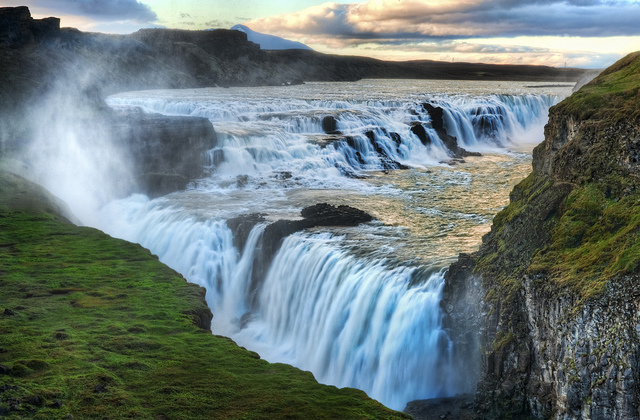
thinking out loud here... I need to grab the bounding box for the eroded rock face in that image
[421,103,482,159]
[438,52,640,419]
[110,109,218,197]
[0,6,61,48]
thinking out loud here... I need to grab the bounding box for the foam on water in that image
[99,80,572,410]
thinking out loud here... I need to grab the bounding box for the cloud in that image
[247,0,640,43]
[12,0,157,22]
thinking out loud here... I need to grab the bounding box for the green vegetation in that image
[0,174,408,419]
[477,51,640,309]
[554,51,640,122]
[529,180,640,299]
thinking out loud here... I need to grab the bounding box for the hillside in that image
[442,51,640,419]
[0,170,410,419]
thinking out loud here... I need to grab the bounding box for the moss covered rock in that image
[443,52,640,419]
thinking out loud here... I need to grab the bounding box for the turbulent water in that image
[99,79,572,410]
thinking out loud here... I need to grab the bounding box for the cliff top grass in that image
[554,51,640,123]
[477,51,640,306]
[0,171,409,419]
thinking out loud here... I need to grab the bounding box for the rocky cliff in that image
[442,51,640,419]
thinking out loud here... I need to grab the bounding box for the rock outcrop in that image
[0,6,60,48]
[420,103,482,159]
[225,203,373,309]
[110,109,218,197]
[440,51,640,419]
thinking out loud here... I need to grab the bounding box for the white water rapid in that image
[98,80,573,410]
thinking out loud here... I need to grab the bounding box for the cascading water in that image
[99,80,573,411]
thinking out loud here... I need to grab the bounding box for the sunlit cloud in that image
[246,0,640,67]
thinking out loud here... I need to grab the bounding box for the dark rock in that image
[26,395,44,407]
[236,175,249,188]
[7,398,20,411]
[364,130,409,170]
[226,213,267,251]
[300,203,373,226]
[422,103,482,159]
[50,400,63,409]
[210,149,225,166]
[262,203,372,263]
[0,364,10,375]
[404,394,476,420]
[94,382,108,393]
[321,115,340,134]
[110,110,218,197]
[410,123,430,145]
[3,308,15,316]
[55,332,70,340]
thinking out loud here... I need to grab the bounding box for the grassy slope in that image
[0,173,409,419]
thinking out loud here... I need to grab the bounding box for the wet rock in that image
[422,103,481,159]
[321,115,340,134]
[364,130,409,170]
[300,203,373,226]
[261,203,373,264]
[226,213,267,251]
[410,122,430,146]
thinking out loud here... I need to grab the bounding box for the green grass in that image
[553,51,640,123]
[528,180,640,299]
[0,210,410,419]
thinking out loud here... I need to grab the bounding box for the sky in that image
[3,0,640,68]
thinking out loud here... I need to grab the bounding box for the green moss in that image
[554,51,640,123]
[0,210,409,419]
[492,332,516,352]
[528,179,640,299]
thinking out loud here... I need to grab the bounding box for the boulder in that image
[410,122,430,145]
[262,203,372,261]
[321,115,340,134]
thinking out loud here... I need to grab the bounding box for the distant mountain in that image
[230,24,312,51]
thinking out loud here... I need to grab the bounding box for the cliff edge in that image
[443,51,640,419]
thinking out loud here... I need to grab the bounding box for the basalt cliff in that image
[443,52,640,419]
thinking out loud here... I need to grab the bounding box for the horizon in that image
[2,0,640,69]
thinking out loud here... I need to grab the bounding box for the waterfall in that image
[107,85,560,185]
[99,197,458,410]
[237,232,457,410]
[99,80,570,412]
